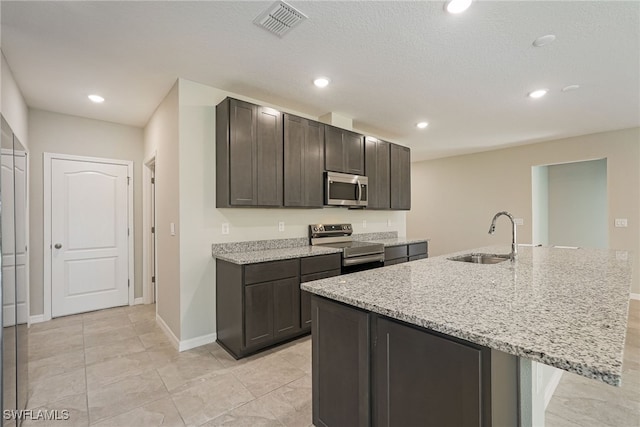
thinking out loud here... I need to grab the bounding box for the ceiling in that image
[2,1,639,161]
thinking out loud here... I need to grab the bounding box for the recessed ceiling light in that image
[528,89,548,99]
[561,84,580,92]
[88,94,105,103]
[313,77,330,88]
[445,0,473,14]
[416,122,429,129]
[533,34,556,47]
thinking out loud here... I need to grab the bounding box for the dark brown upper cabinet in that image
[284,114,325,208]
[324,125,365,175]
[216,97,283,207]
[364,138,391,209]
[390,143,411,210]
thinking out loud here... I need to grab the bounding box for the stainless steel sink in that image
[448,253,511,264]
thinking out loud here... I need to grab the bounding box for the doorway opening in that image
[532,158,608,248]
[143,155,157,305]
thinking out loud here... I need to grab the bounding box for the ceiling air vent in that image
[253,0,308,38]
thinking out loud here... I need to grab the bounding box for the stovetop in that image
[309,223,384,258]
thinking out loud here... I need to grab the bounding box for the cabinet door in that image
[273,277,301,338]
[300,268,341,328]
[374,317,488,427]
[390,143,411,210]
[312,296,370,427]
[256,106,283,206]
[344,130,364,175]
[244,282,274,349]
[324,125,344,173]
[229,99,257,206]
[365,139,390,209]
[284,115,324,207]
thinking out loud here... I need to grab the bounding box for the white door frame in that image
[142,152,157,305]
[43,152,134,321]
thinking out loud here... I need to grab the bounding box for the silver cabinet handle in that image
[356,179,362,202]
[54,243,62,249]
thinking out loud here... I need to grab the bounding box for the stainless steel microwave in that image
[325,171,368,207]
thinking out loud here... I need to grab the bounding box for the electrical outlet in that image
[278,221,285,232]
[170,223,176,236]
[614,218,628,228]
[514,218,524,226]
[387,219,392,227]
[616,251,629,261]
[362,220,367,229]
[221,223,229,235]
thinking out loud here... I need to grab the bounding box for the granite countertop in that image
[365,237,429,247]
[301,245,632,386]
[213,245,342,264]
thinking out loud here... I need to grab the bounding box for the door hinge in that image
[151,276,156,284]
[127,176,131,185]
[151,226,155,234]
[151,177,155,184]
[128,279,130,288]
[127,228,130,236]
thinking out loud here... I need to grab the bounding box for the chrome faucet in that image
[488,211,517,260]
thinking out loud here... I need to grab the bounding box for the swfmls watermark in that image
[3,409,70,421]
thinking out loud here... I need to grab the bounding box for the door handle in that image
[54,243,62,249]
[356,179,362,202]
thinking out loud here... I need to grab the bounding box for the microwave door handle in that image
[356,179,362,202]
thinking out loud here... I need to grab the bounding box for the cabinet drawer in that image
[384,257,407,266]
[385,245,407,261]
[408,242,428,257]
[409,254,427,262]
[245,259,299,285]
[301,269,342,283]
[301,254,341,275]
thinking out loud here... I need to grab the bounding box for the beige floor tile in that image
[28,368,86,408]
[87,370,168,424]
[83,315,132,335]
[128,306,156,324]
[82,306,129,323]
[157,350,227,391]
[545,410,584,427]
[84,336,145,366]
[83,325,137,349]
[86,351,153,390]
[132,319,161,335]
[28,350,85,383]
[22,393,88,427]
[29,325,84,362]
[232,354,306,398]
[170,372,254,426]
[204,398,283,427]
[275,339,312,375]
[257,375,312,427]
[29,314,83,334]
[91,396,185,427]
[139,330,173,349]
[146,344,183,369]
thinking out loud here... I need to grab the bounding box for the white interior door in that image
[2,149,16,326]
[14,152,27,325]
[51,157,130,317]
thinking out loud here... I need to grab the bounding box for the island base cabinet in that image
[312,296,370,427]
[373,317,491,427]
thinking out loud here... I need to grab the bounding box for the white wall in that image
[548,159,607,248]
[408,128,640,294]
[144,82,181,339]
[177,78,407,342]
[28,109,144,315]
[1,53,28,147]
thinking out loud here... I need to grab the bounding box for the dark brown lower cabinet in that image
[374,317,491,427]
[384,242,428,266]
[312,296,370,427]
[311,295,492,427]
[217,259,303,358]
[300,254,341,331]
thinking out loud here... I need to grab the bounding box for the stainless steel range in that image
[309,223,384,273]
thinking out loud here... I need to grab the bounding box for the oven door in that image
[325,172,368,207]
[341,253,384,274]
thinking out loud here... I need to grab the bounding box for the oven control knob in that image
[342,225,347,230]
[313,226,318,232]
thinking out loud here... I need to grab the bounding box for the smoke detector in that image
[254,1,308,37]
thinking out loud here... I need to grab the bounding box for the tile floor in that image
[25,300,639,427]
[26,304,312,426]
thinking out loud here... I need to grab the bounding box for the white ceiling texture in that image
[2,1,639,161]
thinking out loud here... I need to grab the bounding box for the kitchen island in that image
[301,245,632,427]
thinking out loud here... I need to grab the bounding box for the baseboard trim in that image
[133,297,144,305]
[155,314,180,351]
[29,314,45,325]
[544,369,564,409]
[630,293,640,301]
[178,332,217,352]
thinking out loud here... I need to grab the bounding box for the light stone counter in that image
[212,245,341,264]
[301,245,632,386]
[365,237,429,247]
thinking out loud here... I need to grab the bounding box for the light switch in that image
[514,218,524,226]
[221,223,229,235]
[616,251,628,261]
[614,218,628,228]
[170,223,176,236]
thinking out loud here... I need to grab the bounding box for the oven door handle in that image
[343,253,385,266]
